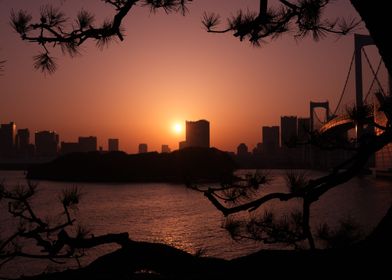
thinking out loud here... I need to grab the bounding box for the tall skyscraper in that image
[281,116,298,147]
[0,122,16,157]
[262,126,279,151]
[108,138,119,152]
[35,131,59,157]
[138,143,148,154]
[185,120,210,148]
[78,136,97,152]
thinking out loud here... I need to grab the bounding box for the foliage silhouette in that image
[202,0,360,46]
[1,182,390,279]
[201,0,392,76]
[0,60,5,76]
[11,1,392,77]
[5,0,392,278]
[1,182,226,279]
[0,182,129,270]
[10,0,192,74]
[188,0,392,252]
[192,96,392,248]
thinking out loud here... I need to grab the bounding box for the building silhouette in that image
[138,143,148,154]
[16,128,33,157]
[252,142,263,155]
[0,122,16,157]
[61,142,80,155]
[78,136,97,152]
[179,141,187,150]
[16,128,29,150]
[262,126,279,151]
[237,143,249,156]
[35,131,59,157]
[185,120,210,148]
[281,116,298,147]
[297,118,310,142]
[108,138,119,152]
[161,144,171,153]
[297,118,311,165]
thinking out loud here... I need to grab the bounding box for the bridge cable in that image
[362,48,386,96]
[313,110,326,125]
[364,57,383,102]
[332,51,355,116]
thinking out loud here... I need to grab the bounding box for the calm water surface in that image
[1,170,391,277]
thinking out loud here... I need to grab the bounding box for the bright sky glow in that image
[173,123,183,134]
[0,0,383,153]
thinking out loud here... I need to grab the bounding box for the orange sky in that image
[0,0,388,153]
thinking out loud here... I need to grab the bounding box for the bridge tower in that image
[354,34,374,136]
[310,101,329,131]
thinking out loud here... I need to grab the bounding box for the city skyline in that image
[0,116,310,156]
[0,0,385,153]
[0,114,311,155]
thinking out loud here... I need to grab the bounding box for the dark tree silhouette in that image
[10,0,392,76]
[202,0,359,44]
[191,106,392,249]
[0,183,129,270]
[6,0,392,278]
[10,0,192,74]
[0,60,5,76]
[193,0,392,250]
[0,182,231,279]
[202,0,392,76]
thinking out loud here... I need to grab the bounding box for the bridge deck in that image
[319,113,374,134]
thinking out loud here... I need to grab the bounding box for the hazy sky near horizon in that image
[0,0,385,153]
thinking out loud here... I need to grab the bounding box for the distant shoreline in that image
[0,163,351,174]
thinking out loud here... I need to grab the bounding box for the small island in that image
[26,147,236,183]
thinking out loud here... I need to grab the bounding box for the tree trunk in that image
[350,0,392,245]
[350,0,392,76]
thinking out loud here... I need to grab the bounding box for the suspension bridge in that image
[309,34,391,174]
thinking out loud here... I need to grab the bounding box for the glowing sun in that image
[172,123,183,134]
